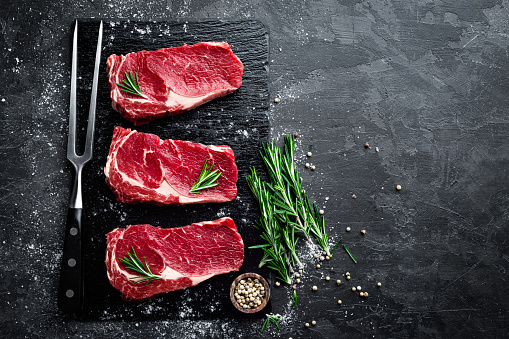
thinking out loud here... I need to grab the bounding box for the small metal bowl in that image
[230,272,270,313]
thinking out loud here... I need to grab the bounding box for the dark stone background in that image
[1,0,508,338]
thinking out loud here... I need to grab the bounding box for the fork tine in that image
[67,20,78,159]
[83,20,103,159]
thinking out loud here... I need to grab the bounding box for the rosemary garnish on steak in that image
[116,71,146,98]
[189,159,222,193]
[119,246,161,285]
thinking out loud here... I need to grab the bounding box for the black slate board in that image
[72,20,270,321]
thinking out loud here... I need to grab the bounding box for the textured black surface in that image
[75,20,270,320]
[1,0,509,338]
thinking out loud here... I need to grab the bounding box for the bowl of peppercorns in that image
[230,273,270,313]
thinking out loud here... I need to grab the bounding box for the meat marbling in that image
[105,217,244,300]
[104,126,238,205]
[106,42,244,125]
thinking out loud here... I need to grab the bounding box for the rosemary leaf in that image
[249,243,272,249]
[292,290,297,307]
[343,244,357,264]
[330,237,343,256]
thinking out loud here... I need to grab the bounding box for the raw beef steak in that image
[104,126,238,205]
[105,217,244,300]
[106,42,244,125]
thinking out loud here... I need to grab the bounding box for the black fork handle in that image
[57,207,83,314]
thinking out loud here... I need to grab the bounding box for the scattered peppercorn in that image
[312,286,318,291]
[311,320,316,326]
[346,276,351,280]
[322,251,326,255]
[275,281,280,287]
[274,97,280,103]
[357,286,361,291]
[307,152,312,157]
[352,194,357,199]
[346,272,350,276]
[299,269,302,273]
[294,132,299,137]
[305,323,310,328]
[352,287,357,292]
[325,276,330,281]
[296,278,301,284]
[326,256,330,260]
[295,273,300,278]
[292,285,297,290]
[319,209,324,215]
[316,264,321,269]
[313,253,319,258]
[336,279,341,285]
[364,142,369,148]
[311,165,316,170]
[337,300,342,305]
[377,282,382,287]
[346,227,351,232]
[361,229,366,235]
[319,256,325,261]
[364,292,369,297]
[305,163,310,168]
[396,185,402,191]
[359,292,364,297]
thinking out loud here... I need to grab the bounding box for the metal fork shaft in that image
[68,164,83,209]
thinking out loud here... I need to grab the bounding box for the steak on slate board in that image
[104,126,238,205]
[76,20,269,321]
[106,217,244,300]
[106,42,244,125]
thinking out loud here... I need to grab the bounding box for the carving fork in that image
[58,20,103,315]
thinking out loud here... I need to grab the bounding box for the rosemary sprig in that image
[282,135,331,256]
[247,135,335,283]
[281,216,302,268]
[116,71,146,98]
[343,244,357,264]
[247,168,292,284]
[291,290,297,307]
[307,199,331,256]
[261,314,281,333]
[260,141,311,242]
[189,159,222,193]
[119,246,161,285]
